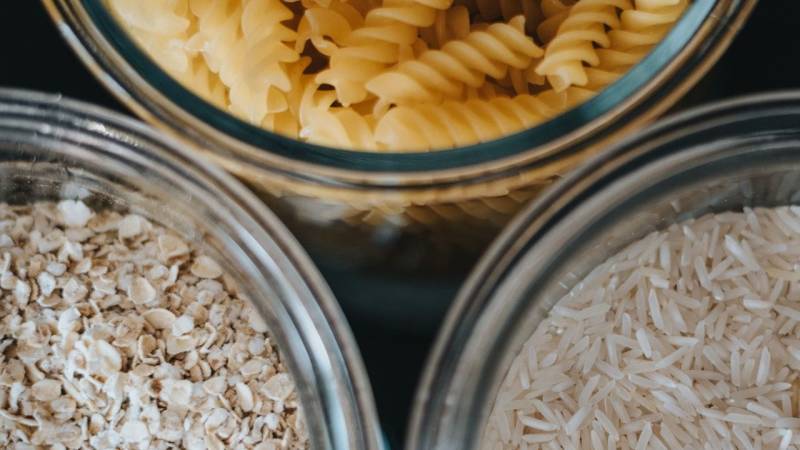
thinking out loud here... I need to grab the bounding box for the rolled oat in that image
[0,201,308,449]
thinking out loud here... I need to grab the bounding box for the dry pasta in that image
[314,0,455,106]
[365,16,544,107]
[419,5,471,48]
[536,0,633,92]
[374,87,594,150]
[108,0,193,80]
[185,0,300,124]
[536,0,573,44]
[107,0,691,152]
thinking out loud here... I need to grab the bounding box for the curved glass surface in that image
[0,88,384,450]
[407,91,800,449]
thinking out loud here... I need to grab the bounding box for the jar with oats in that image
[0,89,383,450]
[43,0,755,326]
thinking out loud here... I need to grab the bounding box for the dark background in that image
[3,2,800,447]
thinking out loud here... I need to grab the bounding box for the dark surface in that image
[4,2,800,447]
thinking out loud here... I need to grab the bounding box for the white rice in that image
[482,207,800,449]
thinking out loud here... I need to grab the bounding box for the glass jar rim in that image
[44,0,753,185]
[0,88,385,450]
[406,90,800,450]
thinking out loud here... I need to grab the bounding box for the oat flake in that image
[142,308,176,330]
[57,200,93,228]
[0,203,307,449]
[31,379,61,402]
[191,255,224,279]
[128,276,157,305]
[118,214,147,239]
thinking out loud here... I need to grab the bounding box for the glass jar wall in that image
[408,91,800,449]
[0,89,384,450]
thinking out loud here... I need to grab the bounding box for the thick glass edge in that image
[0,88,385,450]
[53,0,728,175]
[406,90,800,449]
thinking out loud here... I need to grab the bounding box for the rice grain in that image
[483,208,800,449]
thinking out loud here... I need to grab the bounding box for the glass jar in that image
[0,88,384,450]
[407,91,800,449]
[43,0,756,326]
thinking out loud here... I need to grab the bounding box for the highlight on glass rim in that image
[106,0,690,152]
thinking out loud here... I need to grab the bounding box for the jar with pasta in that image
[45,0,755,325]
[100,0,699,151]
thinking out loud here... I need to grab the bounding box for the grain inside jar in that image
[0,201,308,450]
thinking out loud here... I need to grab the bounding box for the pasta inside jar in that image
[105,0,690,152]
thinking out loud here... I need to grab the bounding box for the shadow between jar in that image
[0,89,385,450]
[406,91,800,449]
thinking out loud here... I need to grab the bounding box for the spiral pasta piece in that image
[583,43,650,90]
[259,57,310,137]
[374,87,593,151]
[485,14,546,94]
[519,0,545,37]
[613,0,689,49]
[314,0,455,106]
[419,5,470,48]
[366,16,544,106]
[185,0,236,72]
[298,86,377,150]
[236,0,302,119]
[296,0,365,56]
[182,57,229,106]
[108,0,193,80]
[535,0,632,92]
[585,0,688,89]
[536,0,572,43]
[254,57,377,149]
[502,65,546,95]
[301,108,377,149]
[187,0,300,124]
[456,0,543,36]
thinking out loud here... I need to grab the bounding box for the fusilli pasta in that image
[187,0,300,124]
[419,5,470,48]
[462,0,543,35]
[365,16,544,106]
[296,0,365,56]
[374,87,594,150]
[616,0,689,48]
[536,0,633,92]
[314,0,455,105]
[108,0,691,151]
[108,0,193,80]
[585,0,689,88]
[183,57,229,106]
[537,0,572,43]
